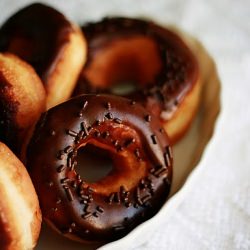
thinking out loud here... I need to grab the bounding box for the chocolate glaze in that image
[0,3,73,85]
[26,94,172,243]
[74,17,199,120]
[0,72,19,153]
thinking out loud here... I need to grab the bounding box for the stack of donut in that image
[0,3,202,248]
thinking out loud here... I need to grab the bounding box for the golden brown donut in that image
[26,94,172,243]
[0,52,45,154]
[0,142,41,250]
[0,3,87,108]
[74,17,201,144]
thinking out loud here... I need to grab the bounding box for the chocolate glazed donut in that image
[74,17,200,143]
[26,94,172,243]
[0,3,86,108]
[0,3,70,77]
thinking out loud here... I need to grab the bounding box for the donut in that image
[26,94,172,243]
[0,3,87,109]
[0,52,45,154]
[74,17,201,143]
[0,142,41,250]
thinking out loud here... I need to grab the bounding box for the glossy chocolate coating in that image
[0,3,73,85]
[74,17,199,120]
[26,94,172,243]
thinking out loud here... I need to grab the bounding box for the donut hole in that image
[84,36,162,94]
[109,81,137,95]
[74,123,149,194]
[76,144,113,183]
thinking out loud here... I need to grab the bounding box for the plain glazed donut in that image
[74,17,201,144]
[0,52,45,154]
[0,3,87,109]
[0,142,41,250]
[26,94,172,243]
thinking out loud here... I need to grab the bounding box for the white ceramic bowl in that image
[36,27,221,250]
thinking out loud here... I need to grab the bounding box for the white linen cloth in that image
[1,0,249,249]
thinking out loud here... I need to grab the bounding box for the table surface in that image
[1,0,250,249]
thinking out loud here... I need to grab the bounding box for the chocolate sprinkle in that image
[140,179,145,187]
[137,198,143,206]
[78,111,83,117]
[124,138,135,147]
[64,146,73,154]
[56,198,62,204]
[93,212,99,218]
[114,117,122,124]
[120,186,126,196]
[97,206,104,213]
[154,166,167,177]
[67,156,72,169]
[80,199,88,205]
[47,181,54,187]
[65,228,72,233]
[105,112,113,119]
[95,120,101,126]
[76,174,81,181]
[61,177,69,184]
[57,165,65,173]
[57,150,65,160]
[114,192,121,203]
[164,152,171,167]
[105,102,111,110]
[82,100,88,110]
[113,225,125,231]
[81,121,89,136]
[142,194,151,204]
[134,148,140,159]
[49,130,56,136]
[151,134,157,144]
[166,145,173,158]
[82,212,92,219]
[80,194,89,200]
[87,186,94,193]
[144,115,151,122]
[71,181,77,188]
[64,186,73,202]
[108,193,115,204]
[102,131,110,138]
[125,202,132,207]
[113,140,119,147]
[52,207,58,212]
[66,129,78,137]
[94,130,101,137]
[84,204,90,212]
